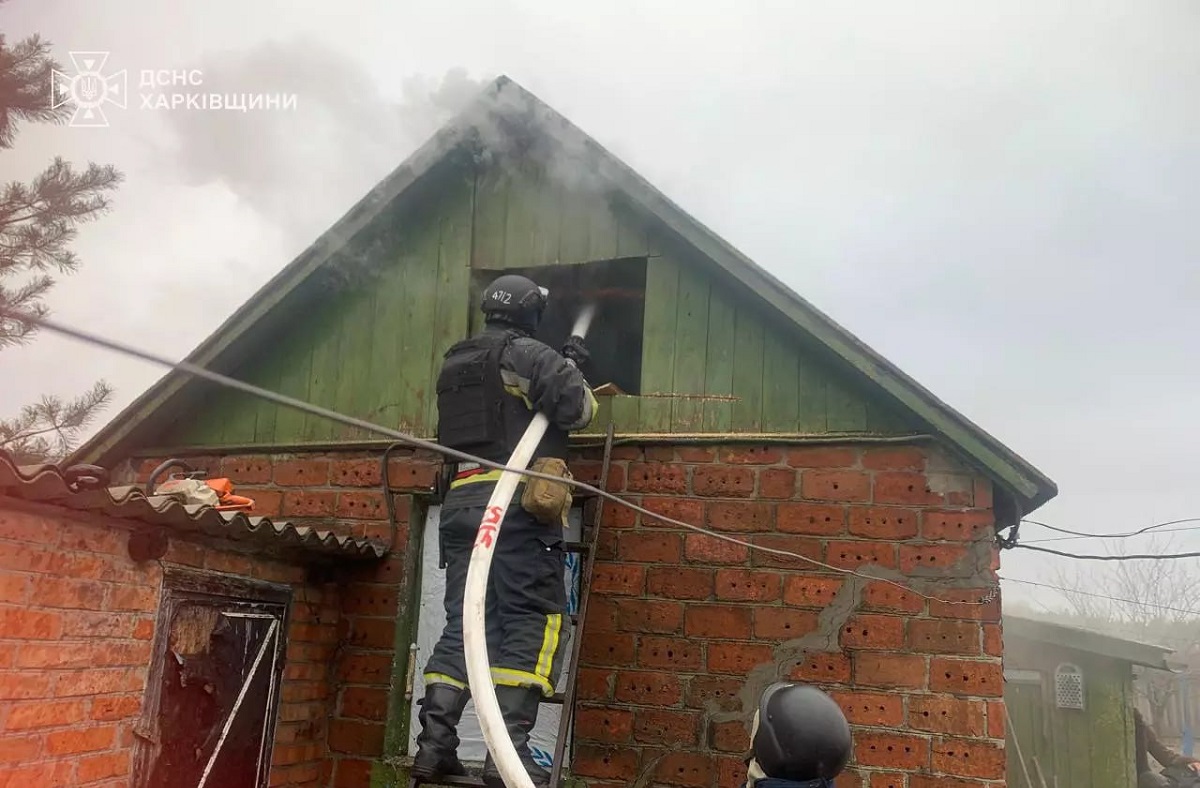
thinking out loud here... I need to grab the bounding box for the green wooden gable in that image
[71,76,1057,514]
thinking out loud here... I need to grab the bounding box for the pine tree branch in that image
[0,380,114,463]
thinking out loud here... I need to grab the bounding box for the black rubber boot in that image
[411,683,471,779]
[482,684,550,787]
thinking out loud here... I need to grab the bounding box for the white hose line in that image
[462,304,597,788]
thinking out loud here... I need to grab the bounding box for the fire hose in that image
[462,303,597,788]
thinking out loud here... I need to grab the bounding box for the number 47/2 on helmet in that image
[481,274,550,333]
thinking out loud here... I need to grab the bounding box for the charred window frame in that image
[470,257,648,395]
[132,565,293,788]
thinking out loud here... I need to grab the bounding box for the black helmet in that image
[751,682,851,782]
[480,274,549,332]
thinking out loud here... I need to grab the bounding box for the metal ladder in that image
[408,424,615,788]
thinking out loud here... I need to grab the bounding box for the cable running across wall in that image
[0,306,1120,606]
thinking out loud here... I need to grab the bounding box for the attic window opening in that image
[474,257,647,395]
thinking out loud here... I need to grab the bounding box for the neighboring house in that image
[10,76,1058,787]
[1003,614,1176,788]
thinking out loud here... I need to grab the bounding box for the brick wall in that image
[0,499,339,787]
[116,441,1004,788]
[118,448,438,787]
[566,442,1005,788]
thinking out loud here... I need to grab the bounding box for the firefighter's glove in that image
[562,336,590,368]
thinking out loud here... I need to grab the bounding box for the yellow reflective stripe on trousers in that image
[534,613,563,684]
[449,469,505,489]
[490,667,554,696]
[424,672,467,690]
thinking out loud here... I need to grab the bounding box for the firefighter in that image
[743,682,853,788]
[411,273,597,787]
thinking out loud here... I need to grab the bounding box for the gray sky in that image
[5,0,1200,610]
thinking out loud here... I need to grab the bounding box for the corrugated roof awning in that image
[1003,613,1176,671]
[0,449,387,561]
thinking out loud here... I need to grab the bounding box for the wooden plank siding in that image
[154,157,917,448]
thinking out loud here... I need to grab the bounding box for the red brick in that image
[910,694,986,736]
[274,458,330,486]
[829,690,904,727]
[0,607,63,639]
[987,699,1006,738]
[0,672,51,699]
[686,675,743,712]
[617,532,682,563]
[932,737,1005,779]
[0,734,41,762]
[715,569,781,602]
[801,470,871,502]
[684,533,749,565]
[868,772,908,788]
[576,706,633,743]
[341,687,389,720]
[706,501,774,533]
[848,506,918,540]
[18,641,150,669]
[720,445,783,464]
[787,447,858,467]
[862,581,925,614]
[930,658,1003,697]
[0,510,58,542]
[616,599,685,634]
[645,446,676,462]
[626,463,688,494]
[29,575,106,610]
[928,588,1000,622]
[783,576,844,607]
[203,550,255,577]
[692,466,754,497]
[652,751,713,787]
[841,614,906,650]
[336,652,395,684]
[639,635,702,670]
[974,478,994,510]
[45,725,115,755]
[387,459,438,490]
[583,597,619,632]
[647,567,714,600]
[92,694,142,720]
[55,668,144,696]
[909,619,983,655]
[6,698,86,729]
[853,653,926,689]
[718,755,751,788]
[983,624,1002,656]
[825,540,897,570]
[331,458,383,487]
[874,472,941,505]
[676,446,716,462]
[922,510,995,542]
[282,490,336,517]
[898,544,970,574]
[708,642,773,674]
[0,762,74,786]
[910,777,990,788]
[342,583,398,617]
[581,633,636,667]
[0,542,55,573]
[854,731,930,770]
[591,563,645,596]
[77,750,131,783]
[708,718,750,752]
[685,605,751,639]
[332,759,372,788]
[862,447,926,471]
[640,496,704,528]
[346,618,396,650]
[777,502,845,535]
[614,670,683,706]
[328,719,385,755]
[750,534,824,569]
[577,668,614,701]
[572,744,640,781]
[0,573,29,604]
[760,468,798,499]
[754,608,819,640]
[220,454,273,483]
[789,652,852,683]
[237,487,283,517]
[634,708,700,746]
[608,446,642,461]
[337,491,386,520]
[59,522,123,554]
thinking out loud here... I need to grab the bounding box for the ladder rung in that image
[543,692,566,705]
[563,542,589,554]
[409,775,487,788]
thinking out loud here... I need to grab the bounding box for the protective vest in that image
[435,329,570,465]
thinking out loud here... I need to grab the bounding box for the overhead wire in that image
[1013,543,1200,561]
[1020,516,1200,540]
[1000,576,1200,618]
